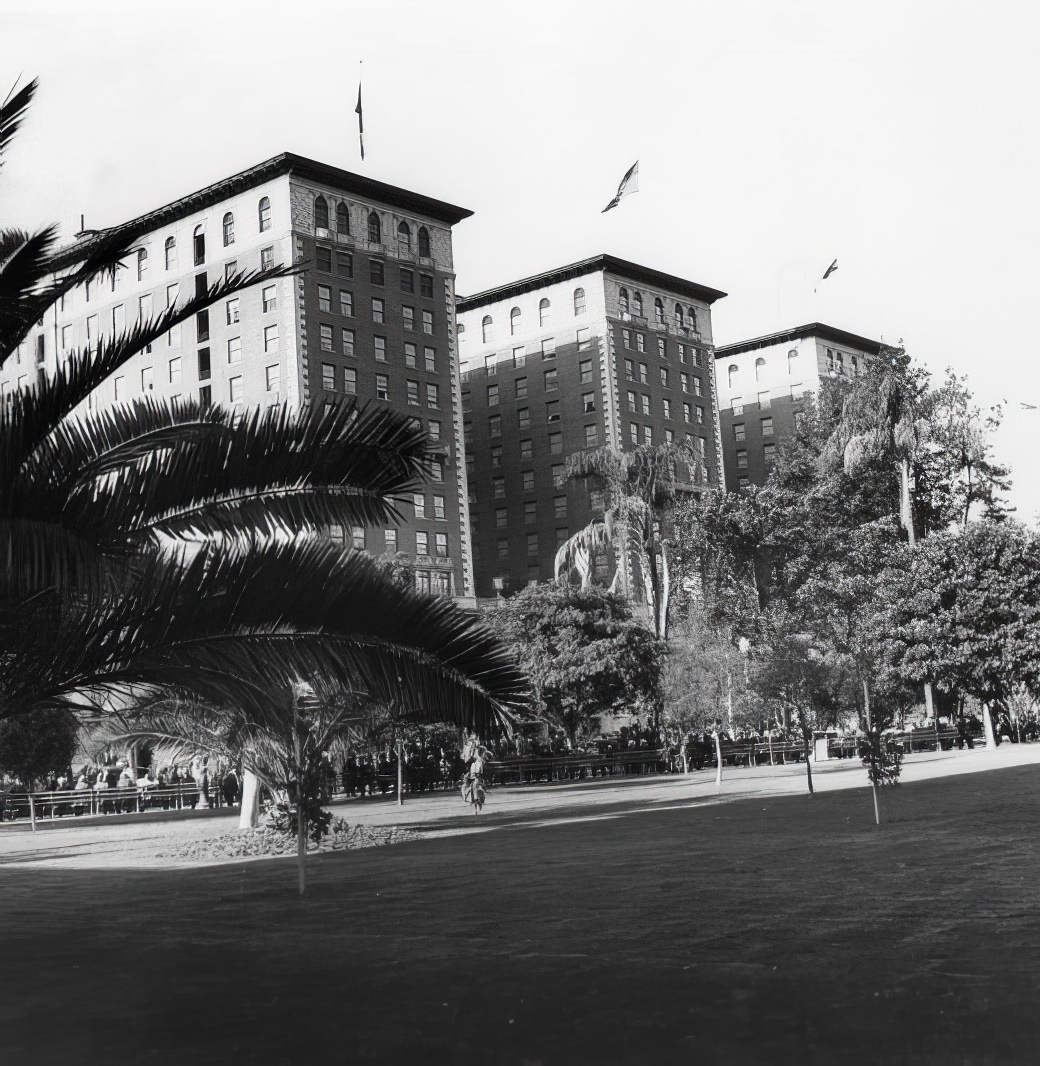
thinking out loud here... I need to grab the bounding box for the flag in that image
[602,161,639,213]
[822,258,838,280]
[355,80,364,160]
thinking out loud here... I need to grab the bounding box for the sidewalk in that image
[1,742,1037,869]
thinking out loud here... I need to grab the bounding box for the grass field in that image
[3,763,1039,1065]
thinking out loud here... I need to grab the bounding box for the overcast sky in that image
[6,0,1040,521]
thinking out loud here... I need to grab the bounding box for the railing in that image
[0,783,231,826]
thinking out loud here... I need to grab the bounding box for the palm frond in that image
[0,76,37,164]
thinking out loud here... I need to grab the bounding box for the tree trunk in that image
[802,730,814,795]
[239,769,260,829]
[658,540,670,641]
[296,801,307,897]
[863,678,880,826]
[713,731,723,790]
[983,703,997,749]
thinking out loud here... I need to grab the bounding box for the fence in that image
[0,783,229,827]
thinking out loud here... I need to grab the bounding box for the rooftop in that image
[714,322,885,358]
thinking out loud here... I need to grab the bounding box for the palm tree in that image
[0,79,531,819]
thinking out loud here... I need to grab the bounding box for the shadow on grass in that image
[3,767,1039,1065]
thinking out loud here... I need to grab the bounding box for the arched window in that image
[258,196,271,232]
[654,297,665,325]
[314,196,329,231]
[193,224,205,266]
[510,307,521,335]
[633,292,643,318]
[137,247,148,281]
[539,298,551,326]
[787,349,798,375]
[728,364,738,388]
[368,211,381,244]
[222,212,235,246]
[164,236,176,270]
[397,221,411,252]
[336,202,350,234]
[688,306,697,331]
[618,288,629,316]
[573,287,586,315]
[417,226,430,257]
[755,357,765,382]
[482,315,493,343]
[674,303,684,328]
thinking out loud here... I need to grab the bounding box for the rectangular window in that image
[141,366,154,391]
[625,359,635,380]
[584,424,598,447]
[520,438,533,459]
[424,348,436,372]
[264,324,278,352]
[522,470,535,492]
[541,337,555,359]
[339,290,354,317]
[641,395,651,417]
[371,297,385,323]
[497,538,509,560]
[322,363,336,391]
[426,383,439,408]
[734,424,746,442]
[487,384,499,406]
[526,533,538,557]
[493,477,505,499]
[197,348,211,381]
[404,342,417,367]
[114,375,126,401]
[736,449,748,469]
[680,373,690,393]
[227,336,242,364]
[407,379,420,405]
[375,374,389,400]
[262,285,277,313]
[643,425,652,445]
[551,463,565,485]
[489,414,502,437]
[318,286,331,313]
[369,260,384,285]
[196,310,209,343]
[199,384,211,406]
[639,363,648,384]
[579,359,593,384]
[629,423,639,444]
[509,375,526,400]
[636,334,645,353]
[374,336,387,362]
[658,338,666,358]
[342,329,355,356]
[315,247,332,273]
[261,246,275,271]
[524,501,537,525]
[320,324,333,352]
[224,297,240,325]
[385,529,398,552]
[435,533,448,558]
[265,364,278,392]
[111,304,125,335]
[433,495,446,520]
[576,326,592,350]
[732,397,744,416]
[166,283,178,309]
[224,261,237,283]
[428,457,444,482]
[628,391,637,412]
[764,442,776,462]
[758,391,771,408]
[420,274,434,298]
[414,494,426,519]
[660,368,669,387]
[402,306,414,331]
[61,324,72,354]
[336,252,353,278]
[663,399,672,420]
[694,379,703,397]
[761,417,774,437]
[485,354,497,376]
[518,407,530,428]
[683,402,692,423]
[546,400,560,423]
[495,508,508,528]
[344,367,357,394]
[400,268,414,293]
[583,392,595,413]
[229,376,243,403]
[696,406,705,424]
[549,432,562,455]
[513,346,526,368]
[195,272,208,300]
[554,495,567,519]
[169,357,182,386]
[422,310,434,335]
[490,445,502,467]
[544,368,558,391]
[416,531,428,556]
[623,329,632,349]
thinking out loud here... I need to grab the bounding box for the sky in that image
[6,0,1040,521]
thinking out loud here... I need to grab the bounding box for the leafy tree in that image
[485,583,663,744]
[0,707,78,790]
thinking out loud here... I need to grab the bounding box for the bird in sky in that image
[1021,402,1037,410]
[822,258,838,280]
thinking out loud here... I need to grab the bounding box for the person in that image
[460,735,491,813]
[222,767,240,807]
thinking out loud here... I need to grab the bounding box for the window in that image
[641,395,651,416]
[629,423,639,444]
[524,501,537,525]
[573,287,586,315]
[526,535,538,561]
[261,246,275,271]
[850,355,859,376]
[428,457,443,483]
[636,334,645,353]
[265,364,278,392]
[192,225,205,266]
[694,379,703,397]
[367,212,381,244]
[489,414,502,437]
[696,406,705,424]
[639,363,648,384]
[546,400,560,423]
[336,202,350,234]
[402,306,414,331]
[111,304,125,335]
[482,316,493,343]
[418,227,431,257]
[583,392,596,413]
[549,432,562,455]
[625,359,635,380]
[513,346,526,368]
[663,399,672,420]
[497,538,509,560]
[688,307,698,332]
[575,359,593,385]
[433,495,446,520]
[758,391,771,409]
[60,325,71,354]
[400,268,414,293]
[732,397,744,415]
[374,336,386,361]
[660,368,669,388]
[194,271,208,299]
[544,368,558,392]
[496,507,508,528]
[197,348,211,381]
[384,529,397,553]
[414,494,426,519]
[520,438,533,459]
[522,470,535,492]
[633,292,643,317]
[114,375,126,402]
[551,463,565,485]
[222,211,235,246]
[227,336,242,364]
[736,449,748,469]
[371,297,385,323]
[229,376,243,403]
[420,273,433,298]
[518,407,530,428]
[397,221,411,252]
[619,288,629,316]
[728,364,738,389]
[584,424,598,447]
[764,443,776,463]
[577,326,591,350]
[199,384,212,406]
[683,402,692,423]
[369,260,384,286]
[342,328,355,356]
[426,383,439,408]
[761,417,774,437]
[694,349,704,368]
[375,374,389,400]
[320,324,333,352]
[643,425,653,445]
[258,196,271,232]
[165,284,178,309]
[484,354,497,376]
[539,298,551,326]
[487,384,499,406]
[336,252,353,278]
[343,367,357,394]
[489,445,502,467]
[196,310,210,343]
[164,236,176,270]
[510,307,521,335]
[674,303,684,329]
[627,391,636,412]
[623,329,632,349]
[493,477,505,499]
[141,366,154,391]
[734,424,746,442]
[404,342,417,367]
[407,379,420,405]
[654,297,665,325]
[755,357,765,382]
[322,363,336,391]
[435,533,448,558]
[658,338,666,358]
[415,531,428,556]
[515,376,528,399]
[542,337,556,359]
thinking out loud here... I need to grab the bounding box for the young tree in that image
[0,708,78,790]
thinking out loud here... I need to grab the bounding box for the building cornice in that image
[714,322,884,358]
[456,254,727,311]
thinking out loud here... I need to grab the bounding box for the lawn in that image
[2,764,1038,1065]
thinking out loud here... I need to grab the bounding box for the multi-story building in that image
[713,322,884,490]
[456,254,726,599]
[8,153,477,599]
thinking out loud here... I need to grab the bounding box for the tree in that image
[0,707,78,790]
[485,583,663,744]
